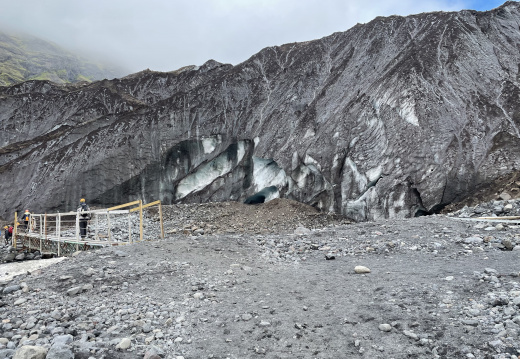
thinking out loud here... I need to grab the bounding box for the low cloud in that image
[0,0,502,73]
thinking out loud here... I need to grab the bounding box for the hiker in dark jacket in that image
[77,198,91,239]
[4,225,13,245]
[4,226,9,245]
[22,210,31,231]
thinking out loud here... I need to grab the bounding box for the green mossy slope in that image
[0,30,127,86]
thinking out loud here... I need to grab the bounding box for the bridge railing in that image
[11,200,164,256]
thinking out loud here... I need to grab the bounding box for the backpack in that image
[80,204,91,219]
[8,226,13,234]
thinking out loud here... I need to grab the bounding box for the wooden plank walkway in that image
[14,232,128,257]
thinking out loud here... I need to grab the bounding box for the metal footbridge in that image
[10,200,164,257]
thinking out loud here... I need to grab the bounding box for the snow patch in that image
[202,136,220,154]
[252,157,287,193]
[378,91,420,127]
[304,128,315,138]
[366,165,383,182]
[398,99,419,126]
[175,141,246,199]
[345,158,368,190]
[304,154,321,171]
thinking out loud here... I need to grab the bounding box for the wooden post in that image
[159,202,164,239]
[107,212,112,245]
[95,214,98,241]
[128,213,132,244]
[57,213,61,257]
[76,211,80,241]
[139,200,144,242]
[42,213,46,253]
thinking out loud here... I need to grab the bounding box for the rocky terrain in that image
[0,198,520,358]
[2,2,520,221]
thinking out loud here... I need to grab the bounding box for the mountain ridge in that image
[0,2,519,221]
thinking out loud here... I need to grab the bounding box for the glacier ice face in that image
[2,3,520,220]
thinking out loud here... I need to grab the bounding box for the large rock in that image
[1,3,520,221]
[46,344,73,359]
[13,346,47,359]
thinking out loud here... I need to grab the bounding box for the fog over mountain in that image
[0,29,128,86]
[0,0,506,73]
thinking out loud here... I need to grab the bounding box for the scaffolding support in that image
[11,199,164,257]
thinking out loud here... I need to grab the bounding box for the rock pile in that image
[447,197,520,219]
[161,199,351,236]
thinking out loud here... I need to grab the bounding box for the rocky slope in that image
[0,198,520,358]
[1,2,520,221]
[0,30,127,86]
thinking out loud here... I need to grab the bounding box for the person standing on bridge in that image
[77,198,91,239]
[22,210,31,232]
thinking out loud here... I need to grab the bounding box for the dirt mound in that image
[443,170,520,213]
[162,198,351,235]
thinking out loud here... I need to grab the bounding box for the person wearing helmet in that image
[22,210,31,231]
[77,198,91,239]
[4,226,9,245]
[4,224,13,245]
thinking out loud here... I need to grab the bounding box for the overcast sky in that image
[0,0,507,74]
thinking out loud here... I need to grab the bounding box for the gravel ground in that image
[0,199,520,358]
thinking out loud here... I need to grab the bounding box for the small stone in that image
[378,324,392,332]
[193,292,204,300]
[14,253,25,261]
[499,192,512,201]
[116,338,131,350]
[13,298,27,306]
[255,347,267,354]
[66,287,82,296]
[502,239,514,250]
[52,335,73,346]
[294,227,310,235]
[488,339,502,348]
[461,319,479,327]
[142,323,152,333]
[403,330,418,340]
[84,268,96,277]
[354,266,371,274]
[3,285,21,294]
[464,236,483,245]
[241,314,253,321]
[258,320,271,327]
